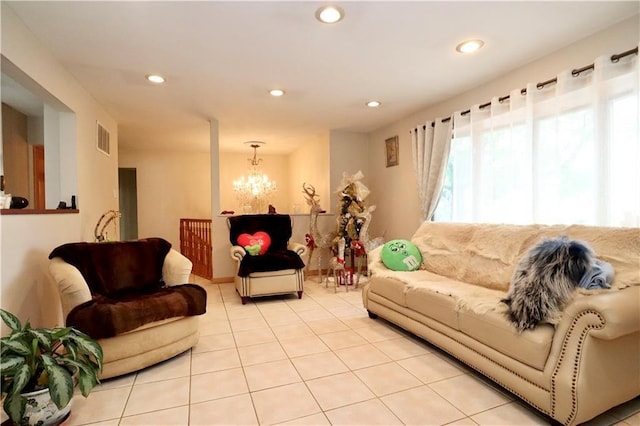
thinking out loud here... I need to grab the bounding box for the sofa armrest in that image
[49,257,92,319]
[230,245,246,262]
[559,286,640,340]
[288,242,307,257]
[550,285,639,424]
[162,249,193,286]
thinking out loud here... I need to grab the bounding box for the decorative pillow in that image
[238,232,271,256]
[228,214,292,251]
[381,239,422,271]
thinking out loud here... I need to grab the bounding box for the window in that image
[435,54,639,227]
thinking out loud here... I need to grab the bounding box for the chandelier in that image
[232,142,277,213]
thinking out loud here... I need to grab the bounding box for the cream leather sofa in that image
[49,239,205,379]
[363,222,639,425]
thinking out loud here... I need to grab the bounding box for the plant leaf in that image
[7,364,32,395]
[50,326,72,341]
[1,338,31,356]
[71,360,100,397]
[3,391,26,424]
[29,328,53,350]
[69,343,79,361]
[0,353,26,373]
[69,333,104,370]
[41,354,74,409]
[0,309,22,332]
[7,330,26,341]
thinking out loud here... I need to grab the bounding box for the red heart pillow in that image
[237,232,271,256]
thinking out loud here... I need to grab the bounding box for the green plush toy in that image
[381,239,422,271]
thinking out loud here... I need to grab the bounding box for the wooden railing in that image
[180,218,212,279]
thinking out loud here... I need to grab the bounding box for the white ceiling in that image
[5,1,639,154]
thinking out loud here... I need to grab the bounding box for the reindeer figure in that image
[356,206,385,255]
[302,183,334,282]
[354,207,384,283]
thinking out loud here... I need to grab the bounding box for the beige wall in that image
[1,4,118,327]
[329,130,370,214]
[119,148,211,250]
[288,136,331,214]
[367,15,640,241]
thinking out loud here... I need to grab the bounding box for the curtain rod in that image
[415,46,638,130]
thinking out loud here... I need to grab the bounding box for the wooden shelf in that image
[1,209,79,215]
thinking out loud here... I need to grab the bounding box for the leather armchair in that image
[49,238,207,379]
[228,214,307,304]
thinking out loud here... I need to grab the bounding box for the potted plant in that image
[0,309,103,425]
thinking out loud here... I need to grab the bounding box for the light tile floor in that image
[57,277,640,425]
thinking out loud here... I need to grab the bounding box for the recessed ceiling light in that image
[315,5,344,24]
[146,74,166,84]
[366,100,381,108]
[270,89,285,97]
[456,39,484,54]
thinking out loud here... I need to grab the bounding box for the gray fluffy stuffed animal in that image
[502,236,595,333]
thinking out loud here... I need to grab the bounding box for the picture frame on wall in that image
[385,135,399,167]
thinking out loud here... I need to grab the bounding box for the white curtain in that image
[411,118,453,221]
[435,48,639,227]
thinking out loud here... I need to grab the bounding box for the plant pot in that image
[18,388,71,426]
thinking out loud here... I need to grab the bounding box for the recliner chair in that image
[228,214,307,304]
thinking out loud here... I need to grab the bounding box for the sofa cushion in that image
[405,283,460,330]
[66,284,207,339]
[562,225,640,290]
[368,276,409,307]
[237,249,305,277]
[412,222,570,291]
[411,222,640,292]
[458,307,554,371]
[49,238,172,297]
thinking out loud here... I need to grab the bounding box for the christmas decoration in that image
[332,171,375,254]
[302,183,335,280]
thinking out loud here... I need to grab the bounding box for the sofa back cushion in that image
[49,238,172,297]
[561,225,640,290]
[411,222,639,292]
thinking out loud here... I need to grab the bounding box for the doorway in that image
[118,168,138,240]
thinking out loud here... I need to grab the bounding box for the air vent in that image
[97,122,110,155]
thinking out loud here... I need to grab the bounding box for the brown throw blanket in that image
[66,284,207,339]
[49,238,171,297]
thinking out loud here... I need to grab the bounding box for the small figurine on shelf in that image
[9,196,28,209]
